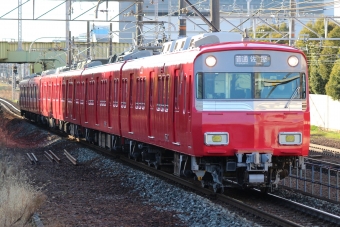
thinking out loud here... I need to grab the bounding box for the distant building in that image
[75,24,111,43]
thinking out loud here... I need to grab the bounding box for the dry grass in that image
[0,148,46,227]
[0,82,19,102]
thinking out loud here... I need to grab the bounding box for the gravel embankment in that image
[73,147,259,227]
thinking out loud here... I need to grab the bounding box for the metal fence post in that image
[320,166,322,197]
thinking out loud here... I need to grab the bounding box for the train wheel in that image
[201,181,209,189]
[260,187,269,194]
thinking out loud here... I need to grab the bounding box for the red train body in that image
[19,33,310,192]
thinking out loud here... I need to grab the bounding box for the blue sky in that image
[0,0,119,42]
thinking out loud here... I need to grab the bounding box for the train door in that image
[72,79,76,120]
[172,69,180,144]
[96,77,99,125]
[178,73,187,147]
[187,75,192,147]
[148,71,154,138]
[65,80,69,118]
[84,78,88,123]
[128,73,134,133]
[51,82,54,116]
[108,76,112,128]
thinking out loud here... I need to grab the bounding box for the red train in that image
[19,32,310,192]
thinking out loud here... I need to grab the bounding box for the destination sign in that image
[234,54,271,67]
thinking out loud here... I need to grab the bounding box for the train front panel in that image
[190,43,309,190]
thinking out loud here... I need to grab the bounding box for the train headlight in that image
[278,132,302,145]
[204,132,229,145]
[205,55,217,67]
[288,56,299,67]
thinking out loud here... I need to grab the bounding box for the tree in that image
[318,26,340,82]
[309,53,327,94]
[326,59,340,100]
[249,23,289,44]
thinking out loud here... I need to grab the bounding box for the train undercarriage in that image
[22,111,306,193]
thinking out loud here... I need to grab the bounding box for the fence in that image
[310,94,340,131]
[281,158,340,202]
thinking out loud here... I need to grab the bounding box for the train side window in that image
[143,77,146,109]
[165,75,169,111]
[188,75,191,114]
[196,72,203,99]
[129,74,134,109]
[136,78,140,109]
[174,71,180,109]
[62,82,65,101]
[183,75,186,114]
[150,73,154,108]
[161,76,165,111]
[157,76,162,111]
[301,73,306,99]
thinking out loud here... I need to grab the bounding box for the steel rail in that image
[0,98,20,112]
[310,143,340,157]
[119,155,302,227]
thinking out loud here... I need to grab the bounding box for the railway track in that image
[310,143,340,158]
[83,141,340,227]
[0,98,21,118]
[1,99,340,226]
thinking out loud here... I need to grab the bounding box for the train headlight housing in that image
[278,132,302,145]
[288,56,299,67]
[204,132,229,145]
[205,55,217,67]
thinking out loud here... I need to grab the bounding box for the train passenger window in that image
[165,76,169,111]
[143,77,146,109]
[150,73,154,108]
[157,76,162,111]
[183,75,186,114]
[136,78,140,109]
[174,71,180,109]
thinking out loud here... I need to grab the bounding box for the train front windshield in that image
[196,72,306,100]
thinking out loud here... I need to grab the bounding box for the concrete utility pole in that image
[12,64,16,101]
[66,0,72,65]
[210,0,220,32]
[87,21,90,59]
[178,0,187,37]
[136,1,143,46]
[18,0,23,50]
[289,0,296,46]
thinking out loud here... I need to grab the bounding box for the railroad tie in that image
[64,149,77,165]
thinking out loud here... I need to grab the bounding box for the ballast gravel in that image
[73,147,259,227]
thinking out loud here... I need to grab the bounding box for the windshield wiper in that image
[284,87,300,108]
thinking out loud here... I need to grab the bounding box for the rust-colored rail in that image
[64,149,77,165]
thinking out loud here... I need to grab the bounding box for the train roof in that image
[199,41,304,54]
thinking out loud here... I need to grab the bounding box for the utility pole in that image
[210,0,220,32]
[87,21,91,59]
[289,0,296,46]
[18,0,23,50]
[66,0,72,65]
[12,64,17,101]
[136,1,143,46]
[178,0,187,38]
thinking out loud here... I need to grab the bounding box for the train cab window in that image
[196,72,306,100]
[255,72,306,99]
